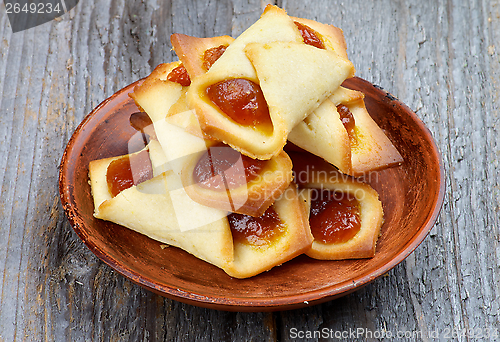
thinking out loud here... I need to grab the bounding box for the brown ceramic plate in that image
[59,77,444,312]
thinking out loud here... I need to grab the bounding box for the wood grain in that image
[0,0,499,341]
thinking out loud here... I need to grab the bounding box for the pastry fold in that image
[187,5,355,160]
[289,87,403,176]
[224,183,313,278]
[244,41,354,135]
[289,152,384,260]
[130,64,294,217]
[347,97,403,174]
[171,33,235,79]
[129,62,184,123]
[288,96,352,174]
[291,16,349,59]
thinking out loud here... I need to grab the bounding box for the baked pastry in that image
[187,5,355,160]
[171,33,235,79]
[89,141,312,278]
[156,110,294,216]
[87,6,396,279]
[223,183,313,278]
[342,94,403,175]
[301,182,383,260]
[89,142,234,269]
[286,16,403,175]
[181,142,293,217]
[130,64,294,217]
[289,86,403,176]
[165,12,399,177]
[288,151,383,259]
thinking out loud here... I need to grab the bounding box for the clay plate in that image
[59,77,445,312]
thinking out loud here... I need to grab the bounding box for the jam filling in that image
[309,190,361,244]
[193,144,267,191]
[129,111,156,141]
[228,207,286,246]
[202,44,228,71]
[206,78,272,130]
[167,64,191,86]
[336,104,356,144]
[294,21,325,49]
[106,150,153,197]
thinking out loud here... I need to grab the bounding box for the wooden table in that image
[1,0,499,340]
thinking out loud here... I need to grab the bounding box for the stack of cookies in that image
[88,5,402,278]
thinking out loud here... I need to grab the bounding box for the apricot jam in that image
[206,78,272,129]
[193,144,267,191]
[336,104,356,142]
[228,207,285,246]
[106,150,153,197]
[294,21,325,49]
[202,44,228,70]
[167,64,191,86]
[309,190,361,244]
